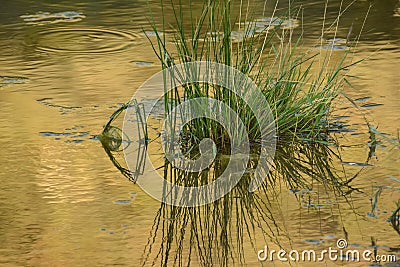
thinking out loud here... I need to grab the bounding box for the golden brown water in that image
[0,0,399,266]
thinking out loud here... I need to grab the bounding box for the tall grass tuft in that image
[146,0,354,149]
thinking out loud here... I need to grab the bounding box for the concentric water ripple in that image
[30,28,140,54]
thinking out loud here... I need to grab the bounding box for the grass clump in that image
[146,0,353,150]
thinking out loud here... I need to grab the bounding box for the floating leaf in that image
[133,61,154,66]
[361,103,383,108]
[20,11,85,25]
[341,162,373,167]
[114,200,131,205]
[353,97,371,103]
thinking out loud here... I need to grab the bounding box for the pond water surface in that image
[0,0,399,266]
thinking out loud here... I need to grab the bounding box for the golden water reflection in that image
[0,0,399,266]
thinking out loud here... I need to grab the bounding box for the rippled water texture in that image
[0,0,399,266]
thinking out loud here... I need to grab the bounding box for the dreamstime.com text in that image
[257,239,397,263]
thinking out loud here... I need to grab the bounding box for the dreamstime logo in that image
[122,61,276,207]
[257,239,397,263]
